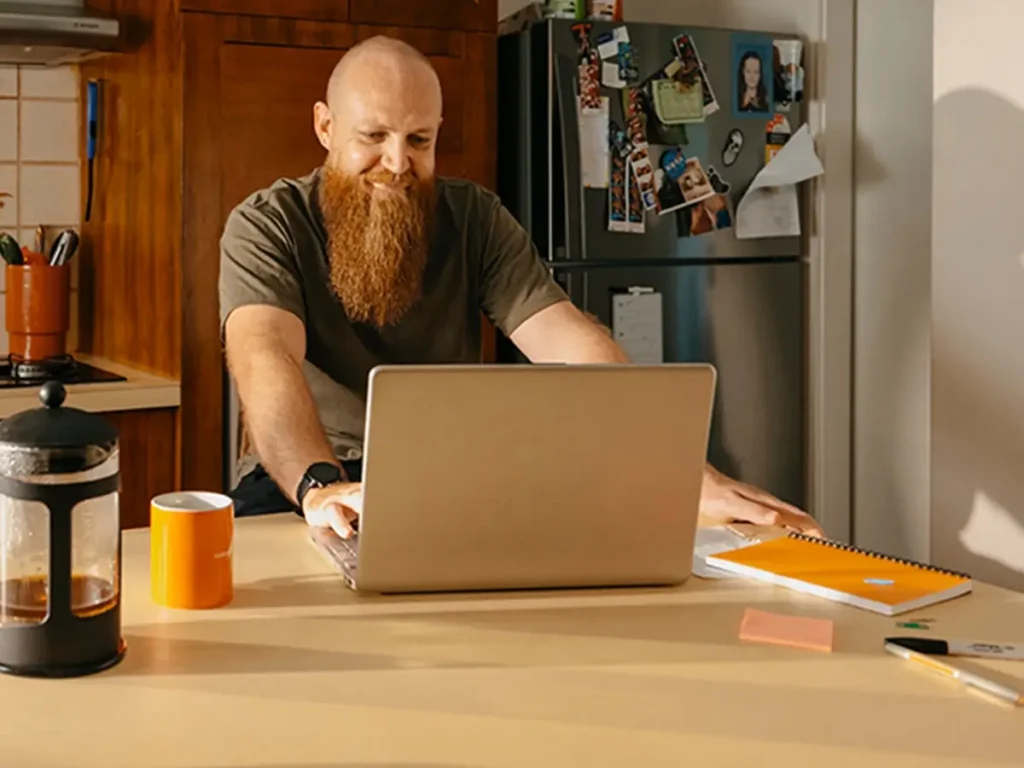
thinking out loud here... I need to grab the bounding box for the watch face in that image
[309,462,343,486]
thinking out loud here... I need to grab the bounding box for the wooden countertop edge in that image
[0,354,181,416]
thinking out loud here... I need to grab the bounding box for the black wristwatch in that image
[295,461,345,510]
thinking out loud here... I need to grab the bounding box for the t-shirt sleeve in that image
[479,196,569,336]
[218,200,305,338]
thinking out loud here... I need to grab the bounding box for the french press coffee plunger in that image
[0,380,124,677]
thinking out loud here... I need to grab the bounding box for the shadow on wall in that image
[932,87,1024,591]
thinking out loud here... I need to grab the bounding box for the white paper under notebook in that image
[611,287,662,363]
[692,527,764,579]
[735,123,824,239]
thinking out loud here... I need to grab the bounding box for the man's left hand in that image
[700,464,824,537]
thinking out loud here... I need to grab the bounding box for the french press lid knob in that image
[39,379,67,409]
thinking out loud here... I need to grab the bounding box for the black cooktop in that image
[0,356,127,389]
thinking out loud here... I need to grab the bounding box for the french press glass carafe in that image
[0,380,124,677]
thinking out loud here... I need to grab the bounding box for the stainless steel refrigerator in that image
[497,18,808,509]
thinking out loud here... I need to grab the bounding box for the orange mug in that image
[150,492,234,609]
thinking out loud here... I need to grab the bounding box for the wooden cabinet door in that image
[181,14,356,494]
[350,0,496,32]
[176,0,350,21]
[104,408,178,529]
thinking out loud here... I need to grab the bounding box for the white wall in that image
[854,0,1024,591]
[931,0,1024,589]
[852,1,933,563]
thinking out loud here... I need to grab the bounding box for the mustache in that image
[363,169,416,189]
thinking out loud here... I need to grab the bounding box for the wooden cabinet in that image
[104,408,178,530]
[350,0,496,32]
[80,1,497,503]
[175,0,498,31]
[175,0,350,21]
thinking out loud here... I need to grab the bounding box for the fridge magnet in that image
[773,38,805,111]
[627,165,646,232]
[685,192,734,237]
[731,36,773,117]
[611,286,662,364]
[617,38,639,84]
[721,128,745,167]
[608,145,645,234]
[707,165,731,195]
[653,148,715,215]
[623,87,657,209]
[572,23,603,113]
[765,114,792,163]
[677,155,716,205]
[608,142,629,232]
[651,58,705,125]
[602,61,625,89]
[609,119,632,158]
[673,34,720,116]
[577,95,610,188]
[596,27,628,59]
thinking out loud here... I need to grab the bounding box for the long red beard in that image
[318,164,436,327]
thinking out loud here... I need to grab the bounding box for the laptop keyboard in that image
[309,526,359,575]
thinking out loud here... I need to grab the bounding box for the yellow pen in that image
[884,640,1024,707]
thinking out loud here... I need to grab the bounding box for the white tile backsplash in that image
[0,164,16,228]
[19,66,78,100]
[19,165,80,227]
[0,68,16,98]
[1,64,81,347]
[0,101,17,162]
[20,100,78,162]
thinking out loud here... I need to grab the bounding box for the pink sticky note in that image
[739,607,835,653]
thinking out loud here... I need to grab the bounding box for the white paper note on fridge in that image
[735,124,823,239]
[612,287,663,364]
[577,96,610,189]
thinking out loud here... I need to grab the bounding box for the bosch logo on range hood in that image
[0,1,121,66]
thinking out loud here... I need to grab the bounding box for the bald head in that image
[314,35,444,181]
[326,36,442,111]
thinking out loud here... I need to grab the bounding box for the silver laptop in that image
[309,363,716,593]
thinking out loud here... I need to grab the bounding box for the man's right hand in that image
[302,482,363,539]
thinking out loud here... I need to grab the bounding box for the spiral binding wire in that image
[786,532,972,580]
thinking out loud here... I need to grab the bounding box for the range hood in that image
[0,1,122,66]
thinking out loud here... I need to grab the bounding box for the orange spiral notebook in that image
[706,533,972,616]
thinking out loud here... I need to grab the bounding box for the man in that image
[219,36,823,541]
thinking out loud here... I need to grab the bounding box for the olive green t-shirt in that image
[218,168,568,478]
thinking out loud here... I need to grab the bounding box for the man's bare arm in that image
[509,298,823,534]
[224,305,342,504]
[509,300,631,364]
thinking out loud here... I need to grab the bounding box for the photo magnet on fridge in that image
[731,35,773,117]
[683,191,734,237]
[654,148,715,216]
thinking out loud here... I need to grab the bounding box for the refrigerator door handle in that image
[553,52,585,263]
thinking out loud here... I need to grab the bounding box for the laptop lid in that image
[352,363,716,593]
